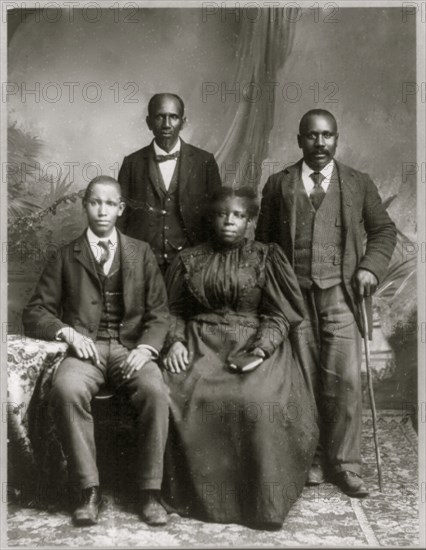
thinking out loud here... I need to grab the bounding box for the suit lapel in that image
[335,161,356,231]
[107,241,121,277]
[73,233,101,290]
[118,231,136,314]
[280,160,302,247]
[147,145,166,198]
[178,140,194,199]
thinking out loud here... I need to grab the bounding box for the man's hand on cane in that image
[353,268,379,299]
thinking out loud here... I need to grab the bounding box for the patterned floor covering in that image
[7,411,419,547]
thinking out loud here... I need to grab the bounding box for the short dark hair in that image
[299,109,338,134]
[147,93,185,117]
[83,176,122,204]
[209,186,259,220]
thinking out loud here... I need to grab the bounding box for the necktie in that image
[155,151,180,163]
[309,172,326,210]
[98,240,111,272]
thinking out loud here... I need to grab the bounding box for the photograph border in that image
[1,1,425,547]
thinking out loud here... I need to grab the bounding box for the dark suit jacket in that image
[255,159,397,331]
[23,230,170,351]
[117,140,222,245]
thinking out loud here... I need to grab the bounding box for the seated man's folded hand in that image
[59,327,100,367]
[165,342,189,374]
[120,348,154,380]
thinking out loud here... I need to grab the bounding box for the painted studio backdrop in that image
[7,7,417,410]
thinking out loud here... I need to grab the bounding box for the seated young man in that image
[23,175,170,527]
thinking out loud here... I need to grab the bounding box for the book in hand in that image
[228,353,264,373]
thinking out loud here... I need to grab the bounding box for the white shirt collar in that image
[300,159,335,195]
[153,137,181,156]
[302,159,334,178]
[86,226,118,246]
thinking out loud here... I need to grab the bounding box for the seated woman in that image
[161,187,319,529]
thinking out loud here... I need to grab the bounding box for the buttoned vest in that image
[95,243,125,339]
[150,158,189,267]
[293,168,343,290]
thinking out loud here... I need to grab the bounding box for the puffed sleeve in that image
[164,254,192,348]
[250,243,305,356]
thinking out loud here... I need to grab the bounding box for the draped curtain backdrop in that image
[216,8,295,188]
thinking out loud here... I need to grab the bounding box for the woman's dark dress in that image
[162,240,318,528]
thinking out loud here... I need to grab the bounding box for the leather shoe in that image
[73,486,104,526]
[139,490,168,526]
[306,464,325,486]
[334,471,369,498]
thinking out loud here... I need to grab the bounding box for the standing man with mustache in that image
[256,109,396,497]
[117,93,221,273]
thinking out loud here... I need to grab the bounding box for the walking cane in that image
[360,298,383,492]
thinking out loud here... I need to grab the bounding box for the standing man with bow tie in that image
[117,93,222,272]
[255,109,396,498]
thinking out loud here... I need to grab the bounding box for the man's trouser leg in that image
[295,284,362,475]
[49,355,105,490]
[107,340,170,491]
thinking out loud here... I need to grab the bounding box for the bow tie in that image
[155,151,180,163]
